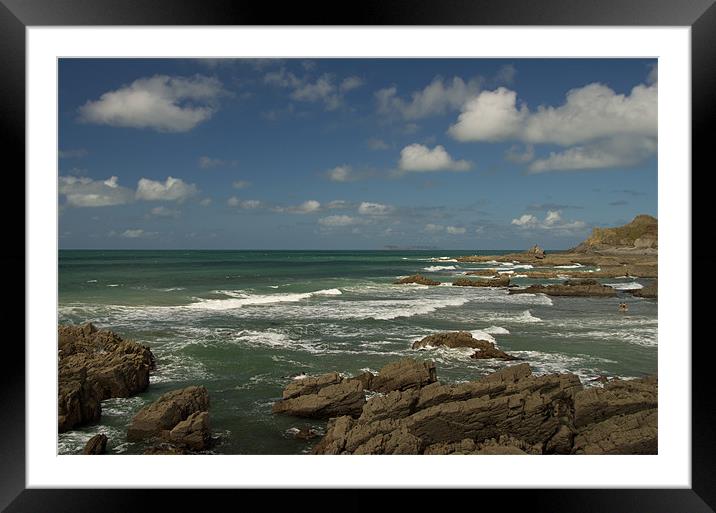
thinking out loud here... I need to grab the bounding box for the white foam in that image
[484,326,510,335]
[498,270,514,275]
[159,287,185,292]
[606,282,644,290]
[188,288,341,310]
[516,310,542,322]
[86,279,98,283]
[555,263,583,269]
[469,330,497,343]
[423,265,456,271]
[107,284,120,287]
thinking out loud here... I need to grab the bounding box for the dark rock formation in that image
[464,269,498,276]
[310,361,657,455]
[452,276,510,287]
[58,323,155,432]
[631,280,657,299]
[167,411,211,450]
[370,359,437,393]
[272,379,366,419]
[394,274,440,286]
[82,433,108,455]
[412,332,517,361]
[509,279,616,297]
[127,385,210,444]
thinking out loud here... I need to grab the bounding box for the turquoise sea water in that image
[58,250,657,454]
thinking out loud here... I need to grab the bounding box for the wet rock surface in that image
[394,274,440,286]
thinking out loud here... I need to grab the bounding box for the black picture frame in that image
[2,0,712,511]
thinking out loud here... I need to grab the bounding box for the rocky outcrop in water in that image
[509,279,617,297]
[58,323,155,432]
[453,276,510,287]
[127,385,211,451]
[82,433,108,455]
[394,274,440,286]
[304,359,656,455]
[412,332,517,361]
[572,215,657,254]
[528,245,545,259]
[272,379,366,419]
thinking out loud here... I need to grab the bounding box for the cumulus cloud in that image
[265,69,361,111]
[274,200,322,214]
[326,165,355,182]
[136,176,199,202]
[511,210,586,232]
[505,144,534,163]
[424,223,444,233]
[239,199,262,209]
[528,136,657,173]
[78,75,224,132]
[199,198,212,207]
[358,202,392,216]
[232,180,251,189]
[59,175,134,207]
[398,144,471,172]
[227,196,240,207]
[449,74,657,172]
[376,76,481,120]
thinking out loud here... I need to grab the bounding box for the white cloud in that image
[398,144,471,172]
[275,200,322,214]
[150,206,180,218]
[199,156,238,169]
[318,215,360,227]
[424,223,444,233]
[446,226,466,235]
[326,165,354,182]
[78,75,224,132]
[120,229,157,239]
[227,196,240,207]
[511,210,586,233]
[511,214,539,227]
[505,144,535,163]
[136,176,198,202]
[59,175,134,207]
[327,200,349,209]
[232,180,251,189]
[340,76,364,93]
[358,202,392,216]
[199,198,212,207]
[450,82,656,146]
[376,76,481,120]
[528,136,657,173]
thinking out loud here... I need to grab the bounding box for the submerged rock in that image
[58,323,155,432]
[631,280,657,299]
[452,276,510,287]
[509,279,616,297]
[394,274,440,286]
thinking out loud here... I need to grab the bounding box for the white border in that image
[27,27,690,488]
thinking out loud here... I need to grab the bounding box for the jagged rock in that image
[288,426,320,440]
[464,269,498,276]
[127,385,210,442]
[58,323,155,432]
[573,376,657,428]
[528,245,545,259]
[545,424,574,454]
[453,276,510,287]
[509,279,616,297]
[282,372,342,400]
[347,371,374,391]
[272,379,366,419]
[631,280,657,299]
[412,331,489,350]
[572,408,657,454]
[370,358,437,393]
[82,433,108,455]
[394,274,440,286]
[572,215,657,254]
[168,411,211,450]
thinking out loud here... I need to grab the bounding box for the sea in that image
[57,250,658,454]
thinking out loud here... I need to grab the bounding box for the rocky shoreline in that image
[273,358,657,455]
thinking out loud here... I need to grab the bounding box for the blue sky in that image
[58,58,657,250]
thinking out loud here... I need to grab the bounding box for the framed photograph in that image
[3,0,713,511]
